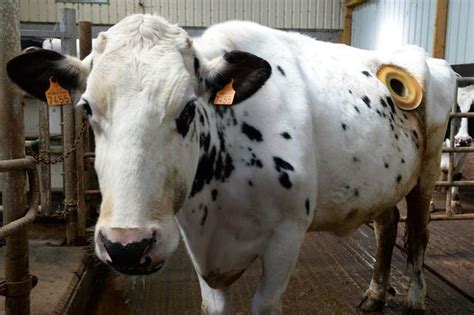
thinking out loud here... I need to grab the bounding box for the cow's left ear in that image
[203,50,272,105]
[6,48,88,102]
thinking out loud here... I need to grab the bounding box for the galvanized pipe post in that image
[80,21,100,222]
[0,0,31,313]
[79,21,92,59]
[445,79,459,217]
[76,21,92,241]
[60,8,79,245]
[38,100,52,215]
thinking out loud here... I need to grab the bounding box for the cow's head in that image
[7,14,270,275]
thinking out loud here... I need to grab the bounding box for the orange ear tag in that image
[214,79,236,106]
[45,77,72,106]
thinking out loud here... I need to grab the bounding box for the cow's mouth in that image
[109,260,165,275]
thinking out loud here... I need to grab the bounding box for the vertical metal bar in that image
[0,1,30,314]
[60,104,65,206]
[79,21,92,60]
[60,8,79,245]
[38,100,52,215]
[76,21,92,241]
[79,20,92,176]
[446,80,459,217]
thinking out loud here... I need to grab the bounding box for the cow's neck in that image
[189,102,237,198]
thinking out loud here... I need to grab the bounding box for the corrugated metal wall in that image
[445,0,474,64]
[352,0,474,64]
[19,0,344,30]
[352,0,436,54]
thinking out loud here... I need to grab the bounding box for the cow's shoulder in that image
[194,20,309,62]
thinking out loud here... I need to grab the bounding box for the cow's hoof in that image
[358,295,384,312]
[429,201,436,212]
[452,202,463,214]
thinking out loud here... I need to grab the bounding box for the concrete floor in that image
[0,223,89,315]
[88,220,474,314]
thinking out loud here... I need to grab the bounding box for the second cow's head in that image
[7,14,271,275]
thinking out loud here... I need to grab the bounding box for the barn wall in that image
[445,0,474,64]
[351,0,474,65]
[19,0,344,30]
[351,0,436,54]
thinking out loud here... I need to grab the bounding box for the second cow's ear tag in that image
[214,79,236,106]
[45,77,72,106]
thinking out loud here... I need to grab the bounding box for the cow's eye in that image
[175,100,196,137]
[77,98,92,118]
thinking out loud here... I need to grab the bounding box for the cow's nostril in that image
[152,229,159,241]
[143,256,152,266]
[101,235,154,269]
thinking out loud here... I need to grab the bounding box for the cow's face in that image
[7,14,271,275]
[83,19,199,275]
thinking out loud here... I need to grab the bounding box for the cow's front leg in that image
[198,273,232,314]
[252,220,307,315]
[359,206,399,311]
[405,185,431,313]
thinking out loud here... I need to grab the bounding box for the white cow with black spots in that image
[7,15,455,314]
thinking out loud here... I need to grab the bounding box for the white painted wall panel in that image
[351,1,376,50]
[352,0,435,55]
[19,0,344,30]
[445,0,474,64]
[352,0,474,64]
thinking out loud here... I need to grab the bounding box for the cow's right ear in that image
[6,49,88,102]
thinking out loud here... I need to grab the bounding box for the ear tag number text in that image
[214,79,236,106]
[45,77,72,106]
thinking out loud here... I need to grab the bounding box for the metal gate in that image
[433,76,474,221]
[17,9,97,245]
[0,6,95,313]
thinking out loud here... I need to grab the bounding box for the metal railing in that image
[0,157,39,237]
[16,10,95,245]
[0,157,39,312]
[398,77,474,222]
[434,77,474,220]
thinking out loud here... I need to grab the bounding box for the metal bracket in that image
[60,200,78,220]
[0,275,38,297]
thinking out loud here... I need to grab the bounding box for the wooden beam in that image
[433,0,449,58]
[341,1,353,45]
[341,0,369,45]
[347,0,369,8]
